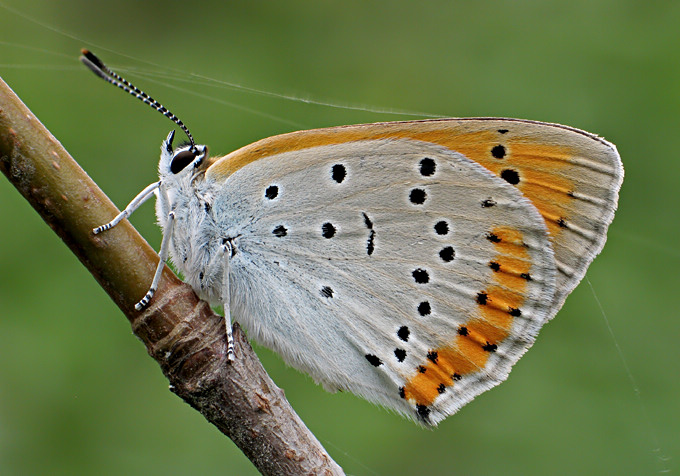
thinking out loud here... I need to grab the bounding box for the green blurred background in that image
[0,0,677,474]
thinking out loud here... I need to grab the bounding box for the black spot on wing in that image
[362,212,375,256]
[417,301,431,316]
[419,157,436,176]
[265,185,278,199]
[483,342,498,352]
[416,404,431,420]
[486,232,501,243]
[491,145,506,159]
[439,246,455,262]
[331,164,346,183]
[412,268,429,284]
[409,188,427,205]
[321,222,336,238]
[434,220,449,235]
[320,286,334,298]
[500,169,520,185]
[397,326,410,341]
[362,212,374,229]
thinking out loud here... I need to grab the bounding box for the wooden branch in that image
[0,76,343,476]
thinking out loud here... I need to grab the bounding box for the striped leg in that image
[135,209,175,311]
[222,241,235,362]
[93,181,159,234]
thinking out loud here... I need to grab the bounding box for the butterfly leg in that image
[92,181,160,234]
[135,207,175,311]
[221,240,235,362]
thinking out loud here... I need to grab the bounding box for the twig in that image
[0,75,343,476]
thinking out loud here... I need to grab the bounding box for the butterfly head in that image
[159,130,208,179]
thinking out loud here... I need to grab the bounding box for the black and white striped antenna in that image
[79,49,196,152]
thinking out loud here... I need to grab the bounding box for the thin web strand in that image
[0,1,444,120]
[586,277,669,473]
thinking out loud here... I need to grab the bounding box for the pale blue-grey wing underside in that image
[211,139,557,424]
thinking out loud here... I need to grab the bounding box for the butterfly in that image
[82,50,623,425]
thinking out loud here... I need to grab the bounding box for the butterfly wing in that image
[208,118,623,309]
[208,136,562,424]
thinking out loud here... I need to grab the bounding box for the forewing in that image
[208,118,623,309]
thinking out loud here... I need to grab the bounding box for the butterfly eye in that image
[170,149,197,174]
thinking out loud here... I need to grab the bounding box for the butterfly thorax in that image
[156,146,228,304]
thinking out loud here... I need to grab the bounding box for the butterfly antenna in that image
[79,49,196,152]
